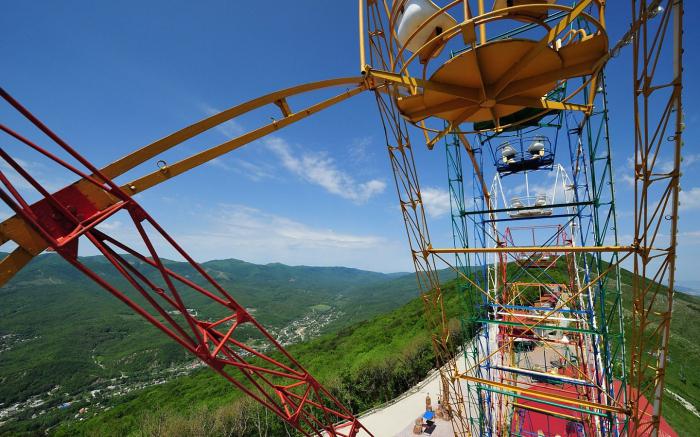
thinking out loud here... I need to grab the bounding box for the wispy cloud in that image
[207,157,275,181]
[675,230,700,248]
[200,104,244,139]
[618,156,636,188]
[205,205,382,249]
[421,187,451,218]
[680,187,700,211]
[682,153,700,168]
[503,175,570,205]
[232,159,276,181]
[265,137,386,203]
[619,154,700,189]
[81,203,409,272]
[97,220,123,231]
[619,173,636,188]
[679,230,700,239]
[1,160,36,192]
[347,136,373,163]
[1,158,68,200]
[173,204,408,271]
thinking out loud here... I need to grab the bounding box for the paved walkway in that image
[392,418,456,436]
[355,331,488,437]
[355,365,445,437]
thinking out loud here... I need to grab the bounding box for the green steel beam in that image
[462,200,594,216]
[475,319,600,335]
[479,386,612,419]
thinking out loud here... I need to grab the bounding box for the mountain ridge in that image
[3,254,698,436]
[0,252,443,433]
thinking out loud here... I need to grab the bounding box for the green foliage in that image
[50,280,469,437]
[2,252,699,436]
[0,253,435,435]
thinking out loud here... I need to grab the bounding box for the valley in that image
[1,254,699,436]
[0,253,431,435]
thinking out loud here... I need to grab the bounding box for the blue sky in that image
[2,1,699,281]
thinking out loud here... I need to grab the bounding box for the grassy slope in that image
[5,256,699,436]
[57,268,700,436]
[625,283,700,436]
[0,254,432,434]
[53,280,467,436]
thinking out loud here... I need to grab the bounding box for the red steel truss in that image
[0,88,370,437]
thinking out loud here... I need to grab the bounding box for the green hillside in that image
[45,268,700,437]
[0,253,440,434]
[48,279,469,437]
[2,255,699,436]
[617,270,700,437]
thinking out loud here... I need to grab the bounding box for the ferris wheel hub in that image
[396,34,607,129]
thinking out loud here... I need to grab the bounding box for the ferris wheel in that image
[0,1,684,436]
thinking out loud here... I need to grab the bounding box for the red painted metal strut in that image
[0,88,371,437]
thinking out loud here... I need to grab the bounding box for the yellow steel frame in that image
[373,81,472,435]
[628,1,684,436]
[359,2,623,435]
[0,2,684,437]
[0,77,367,286]
[372,0,608,140]
[456,374,629,415]
[428,245,638,254]
[360,2,685,435]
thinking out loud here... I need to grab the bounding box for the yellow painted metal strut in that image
[456,374,629,415]
[0,77,368,287]
[427,245,638,254]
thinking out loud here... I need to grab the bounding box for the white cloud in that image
[618,157,636,188]
[506,184,526,197]
[618,154,698,189]
[206,157,275,181]
[348,136,373,163]
[680,187,700,211]
[232,159,276,181]
[682,153,700,168]
[78,203,411,272]
[1,159,36,192]
[502,174,570,204]
[193,204,383,250]
[265,137,386,203]
[200,104,244,139]
[619,172,636,188]
[421,187,451,218]
[1,158,68,200]
[97,220,123,231]
[678,230,700,240]
[207,157,232,171]
[174,204,409,271]
[660,159,675,173]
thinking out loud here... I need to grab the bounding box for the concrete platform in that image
[394,418,455,437]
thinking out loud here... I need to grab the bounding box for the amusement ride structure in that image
[0,1,685,436]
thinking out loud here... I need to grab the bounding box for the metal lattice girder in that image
[628,1,684,435]
[445,131,487,434]
[361,0,608,142]
[562,64,630,433]
[358,2,636,436]
[0,78,366,287]
[373,83,472,436]
[0,89,371,437]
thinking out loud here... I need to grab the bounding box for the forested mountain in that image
[1,255,698,436]
[0,253,447,434]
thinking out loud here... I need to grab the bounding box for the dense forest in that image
[52,280,469,437]
[1,255,699,436]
